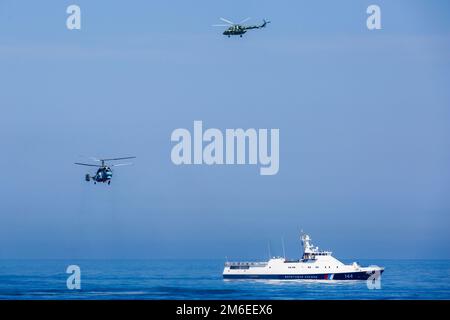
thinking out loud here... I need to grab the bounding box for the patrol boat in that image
[223,233,384,280]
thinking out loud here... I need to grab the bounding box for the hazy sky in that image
[0,0,449,259]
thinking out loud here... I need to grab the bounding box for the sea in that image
[0,259,449,300]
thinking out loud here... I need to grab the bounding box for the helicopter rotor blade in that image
[239,17,251,24]
[111,163,133,167]
[74,162,102,167]
[78,155,101,162]
[219,17,235,25]
[212,24,230,27]
[98,156,137,162]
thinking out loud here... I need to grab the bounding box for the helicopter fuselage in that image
[223,25,247,36]
[88,166,113,183]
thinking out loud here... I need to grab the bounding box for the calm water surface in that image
[0,259,449,299]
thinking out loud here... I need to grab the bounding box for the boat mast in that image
[267,241,272,259]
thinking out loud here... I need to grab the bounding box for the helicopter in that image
[213,17,270,37]
[74,156,136,185]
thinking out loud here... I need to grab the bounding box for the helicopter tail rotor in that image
[261,19,271,28]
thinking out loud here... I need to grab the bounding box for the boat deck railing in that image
[225,261,267,267]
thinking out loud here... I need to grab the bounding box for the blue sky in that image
[0,0,449,259]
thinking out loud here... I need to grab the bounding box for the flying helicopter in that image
[74,156,136,185]
[213,17,270,37]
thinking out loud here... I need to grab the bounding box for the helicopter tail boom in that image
[244,19,270,30]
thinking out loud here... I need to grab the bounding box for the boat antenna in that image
[299,228,304,256]
[282,237,286,259]
[267,241,272,259]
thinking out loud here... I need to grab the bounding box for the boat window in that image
[230,266,249,270]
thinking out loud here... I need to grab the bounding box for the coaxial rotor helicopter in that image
[213,17,270,37]
[74,156,136,185]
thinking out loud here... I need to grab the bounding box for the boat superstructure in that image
[223,233,384,280]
